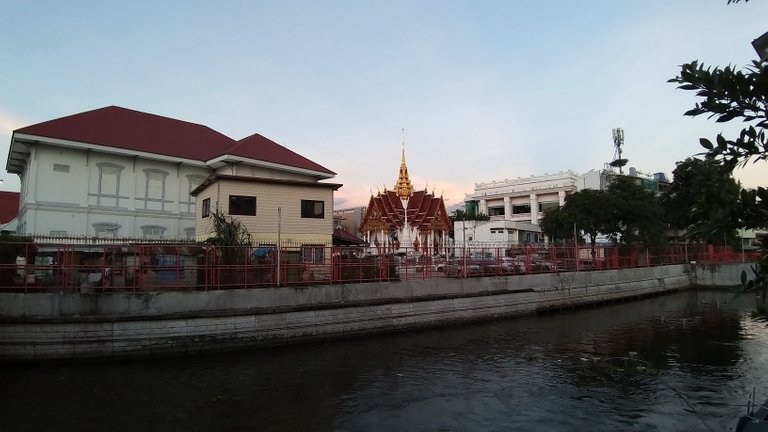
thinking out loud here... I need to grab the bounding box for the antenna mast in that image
[612,128,625,174]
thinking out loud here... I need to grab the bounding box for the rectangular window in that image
[202,198,211,218]
[539,202,559,213]
[53,164,70,173]
[301,245,324,263]
[229,195,256,216]
[155,254,183,281]
[301,200,324,218]
[100,166,119,195]
[488,206,504,216]
[512,204,531,214]
[146,171,164,200]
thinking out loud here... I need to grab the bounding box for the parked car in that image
[499,257,523,274]
[445,258,497,277]
[431,258,448,272]
[511,255,554,273]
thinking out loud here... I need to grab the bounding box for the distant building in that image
[458,171,579,247]
[579,165,671,194]
[459,166,671,247]
[333,206,366,236]
[0,191,20,233]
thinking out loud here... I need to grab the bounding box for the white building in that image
[579,165,671,194]
[457,171,580,247]
[6,106,337,241]
[457,166,672,248]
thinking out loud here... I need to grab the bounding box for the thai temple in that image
[359,144,452,255]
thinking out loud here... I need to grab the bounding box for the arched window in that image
[140,225,166,239]
[93,222,120,238]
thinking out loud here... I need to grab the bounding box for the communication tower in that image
[612,128,625,174]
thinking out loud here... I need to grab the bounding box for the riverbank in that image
[0,263,754,360]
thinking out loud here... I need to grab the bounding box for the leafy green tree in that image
[539,205,572,245]
[669,9,767,303]
[540,189,616,260]
[564,189,615,257]
[604,176,665,247]
[668,60,768,169]
[660,157,742,245]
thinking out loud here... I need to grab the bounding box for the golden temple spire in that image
[394,133,413,200]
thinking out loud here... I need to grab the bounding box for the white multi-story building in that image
[457,166,672,248]
[6,106,338,241]
[457,171,580,247]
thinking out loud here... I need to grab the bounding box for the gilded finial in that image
[394,131,413,200]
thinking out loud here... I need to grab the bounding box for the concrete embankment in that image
[0,263,750,360]
[691,261,755,288]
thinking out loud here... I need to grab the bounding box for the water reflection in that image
[1,289,767,431]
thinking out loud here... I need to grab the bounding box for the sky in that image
[1,0,766,211]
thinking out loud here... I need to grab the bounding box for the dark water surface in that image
[2,289,768,431]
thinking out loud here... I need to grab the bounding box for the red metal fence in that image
[0,241,758,293]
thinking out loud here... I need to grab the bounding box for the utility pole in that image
[277,207,281,286]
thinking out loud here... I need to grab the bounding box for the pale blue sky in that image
[1,0,766,209]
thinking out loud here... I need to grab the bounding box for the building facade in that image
[333,206,366,236]
[457,171,580,247]
[579,165,671,194]
[193,176,340,247]
[458,166,672,247]
[6,106,339,243]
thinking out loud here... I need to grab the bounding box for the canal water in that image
[2,289,768,431]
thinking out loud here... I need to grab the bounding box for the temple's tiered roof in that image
[359,143,451,235]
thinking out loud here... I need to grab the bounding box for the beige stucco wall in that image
[195,178,335,245]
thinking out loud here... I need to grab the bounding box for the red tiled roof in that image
[333,227,367,245]
[360,190,451,232]
[15,106,235,161]
[0,191,20,224]
[227,133,335,175]
[14,106,335,176]
[359,189,451,233]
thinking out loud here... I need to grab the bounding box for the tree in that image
[539,189,615,260]
[204,209,253,265]
[539,206,573,245]
[660,157,742,245]
[564,189,615,257]
[604,176,665,248]
[669,16,767,303]
[668,60,768,169]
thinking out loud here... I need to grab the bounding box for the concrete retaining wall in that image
[692,262,754,288]
[0,264,701,361]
